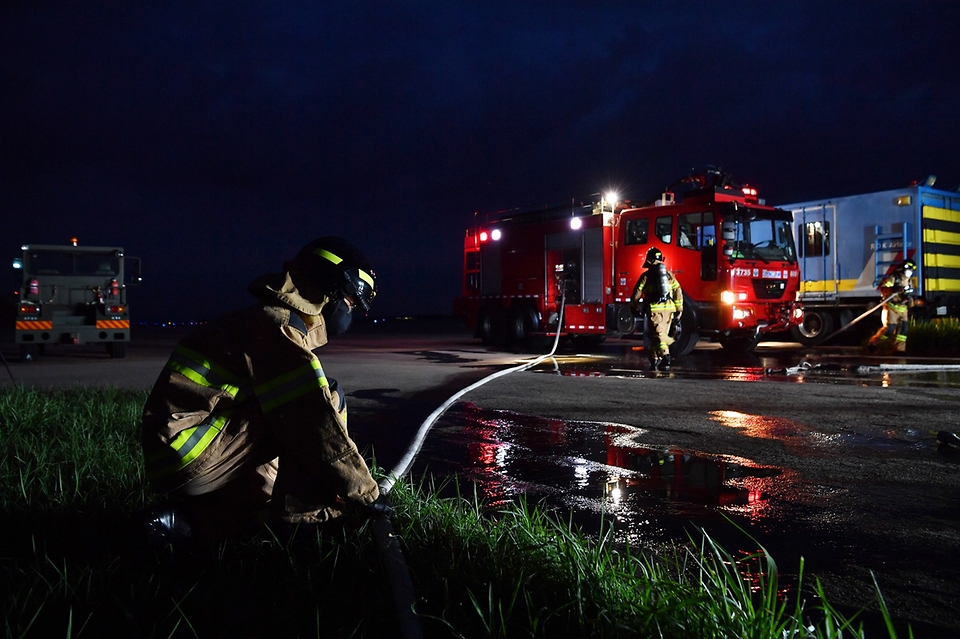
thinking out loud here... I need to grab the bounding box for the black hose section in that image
[368,493,423,639]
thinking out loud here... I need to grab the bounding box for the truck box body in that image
[782,185,960,344]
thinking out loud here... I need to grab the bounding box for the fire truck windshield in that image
[728,213,796,264]
[27,250,120,276]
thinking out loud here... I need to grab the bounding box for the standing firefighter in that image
[869,258,917,353]
[141,237,382,545]
[631,247,684,370]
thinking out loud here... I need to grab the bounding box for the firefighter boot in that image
[649,354,661,370]
[659,354,672,371]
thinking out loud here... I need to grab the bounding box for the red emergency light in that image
[479,230,489,242]
[741,185,760,203]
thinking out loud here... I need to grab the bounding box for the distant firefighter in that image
[630,247,684,370]
[869,258,917,353]
[141,237,385,546]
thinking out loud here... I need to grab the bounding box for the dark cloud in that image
[2,1,958,320]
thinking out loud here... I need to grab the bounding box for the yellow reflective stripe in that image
[923,228,960,245]
[144,413,230,479]
[922,206,960,223]
[314,248,343,265]
[167,345,242,397]
[255,358,328,413]
[649,302,678,311]
[926,253,960,269]
[926,278,960,291]
[357,268,374,286]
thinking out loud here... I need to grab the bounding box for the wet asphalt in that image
[3,321,960,636]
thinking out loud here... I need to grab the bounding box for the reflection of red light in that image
[748,489,761,503]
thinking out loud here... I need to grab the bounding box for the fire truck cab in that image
[454,170,803,354]
[13,242,141,362]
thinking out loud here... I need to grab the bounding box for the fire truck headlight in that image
[793,307,804,319]
[732,307,749,320]
[721,290,736,304]
[491,229,502,241]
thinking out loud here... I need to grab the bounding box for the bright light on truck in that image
[479,231,489,242]
[12,258,22,270]
[491,229,502,241]
[570,217,582,230]
[605,191,619,204]
[721,290,735,304]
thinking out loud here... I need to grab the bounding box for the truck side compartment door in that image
[794,204,837,300]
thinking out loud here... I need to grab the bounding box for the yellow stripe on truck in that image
[922,206,960,224]
[923,228,960,245]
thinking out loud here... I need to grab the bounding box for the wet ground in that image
[408,337,960,637]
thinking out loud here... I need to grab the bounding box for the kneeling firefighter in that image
[630,247,683,370]
[141,237,383,544]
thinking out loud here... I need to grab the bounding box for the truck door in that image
[794,204,837,300]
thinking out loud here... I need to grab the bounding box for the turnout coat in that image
[141,272,379,524]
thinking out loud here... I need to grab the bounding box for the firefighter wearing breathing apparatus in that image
[868,258,917,353]
[140,237,381,545]
[630,247,684,370]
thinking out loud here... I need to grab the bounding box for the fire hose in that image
[373,290,569,638]
[817,291,900,345]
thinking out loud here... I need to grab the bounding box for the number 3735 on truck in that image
[453,171,804,354]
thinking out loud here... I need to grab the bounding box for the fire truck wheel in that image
[478,312,504,346]
[107,342,127,359]
[789,310,834,346]
[509,307,540,345]
[20,344,40,363]
[670,315,700,356]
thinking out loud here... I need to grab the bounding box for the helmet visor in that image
[342,267,376,311]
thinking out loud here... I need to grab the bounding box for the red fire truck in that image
[453,169,804,354]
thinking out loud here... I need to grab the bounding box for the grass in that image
[907,316,960,355]
[0,387,914,638]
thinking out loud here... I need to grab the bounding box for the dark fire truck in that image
[13,241,141,361]
[454,170,804,354]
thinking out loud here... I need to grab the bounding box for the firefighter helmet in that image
[902,258,917,271]
[287,237,377,311]
[644,247,664,268]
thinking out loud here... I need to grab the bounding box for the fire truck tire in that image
[508,306,540,345]
[20,344,40,363]
[107,342,127,359]
[789,309,834,346]
[478,312,504,346]
[670,312,700,357]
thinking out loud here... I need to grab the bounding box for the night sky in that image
[3,2,959,322]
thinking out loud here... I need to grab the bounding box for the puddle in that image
[412,403,828,551]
